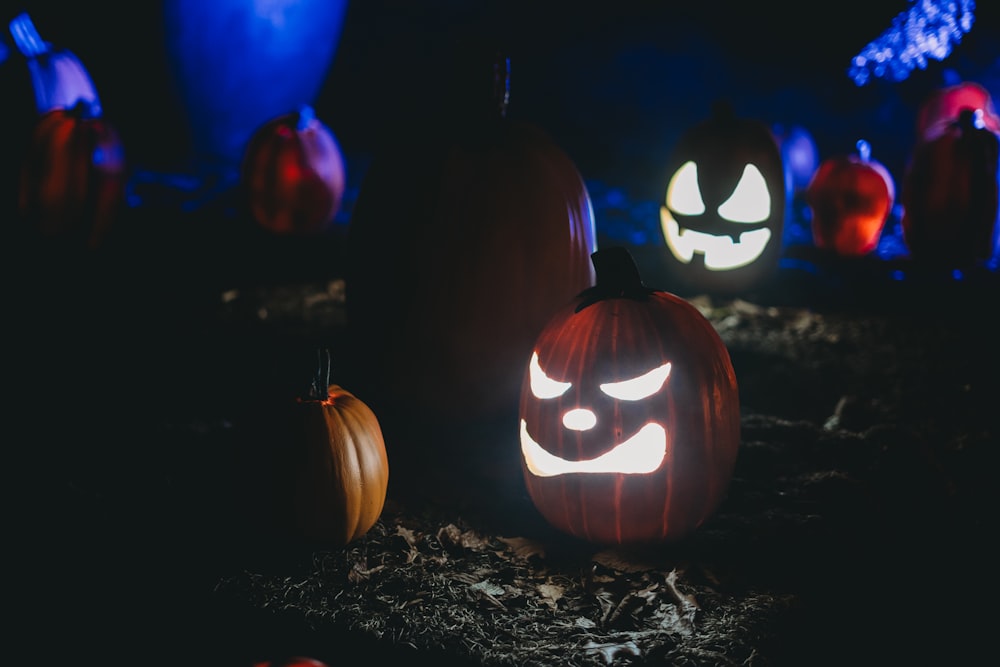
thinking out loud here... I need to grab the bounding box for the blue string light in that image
[848,0,976,86]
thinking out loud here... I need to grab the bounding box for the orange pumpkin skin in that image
[291,384,389,546]
[18,102,125,249]
[901,109,1000,267]
[242,105,346,235]
[519,248,740,545]
[806,143,895,257]
[347,51,596,422]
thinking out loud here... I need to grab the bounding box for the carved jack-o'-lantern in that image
[519,247,740,545]
[659,102,785,294]
[806,140,895,257]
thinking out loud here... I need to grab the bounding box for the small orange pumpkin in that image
[264,350,389,546]
[18,100,126,249]
[241,105,346,235]
[805,140,895,257]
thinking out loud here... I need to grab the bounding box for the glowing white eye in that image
[665,161,705,215]
[717,164,770,223]
[529,352,571,399]
[600,363,671,401]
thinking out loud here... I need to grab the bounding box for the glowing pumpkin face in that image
[659,102,785,294]
[519,247,741,545]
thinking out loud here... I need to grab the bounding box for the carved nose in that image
[562,408,596,431]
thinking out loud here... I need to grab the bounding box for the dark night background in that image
[9,0,1000,212]
[3,2,999,666]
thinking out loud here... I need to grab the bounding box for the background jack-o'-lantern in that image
[901,108,1000,268]
[806,140,895,257]
[347,39,597,424]
[658,101,785,295]
[519,247,740,545]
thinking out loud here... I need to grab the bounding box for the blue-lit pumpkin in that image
[241,105,346,235]
[161,0,348,167]
[519,247,740,545]
[659,102,785,294]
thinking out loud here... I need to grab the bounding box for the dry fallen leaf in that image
[537,582,565,609]
[498,536,547,561]
[437,523,491,551]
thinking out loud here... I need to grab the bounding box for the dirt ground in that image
[5,234,998,666]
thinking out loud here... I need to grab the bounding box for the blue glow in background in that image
[9,0,1000,265]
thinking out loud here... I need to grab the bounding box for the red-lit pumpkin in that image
[659,101,785,295]
[901,108,1000,267]
[805,140,895,257]
[255,658,329,667]
[347,45,597,422]
[18,100,126,250]
[519,247,740,545]
[241,105,346,235]
[915,80,1000,142]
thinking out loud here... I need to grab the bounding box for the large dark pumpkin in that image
[519,247,740,545]
[901,108,999,268]
[18,100,126,250]
[346,44,597,423]
[658,101,785,295]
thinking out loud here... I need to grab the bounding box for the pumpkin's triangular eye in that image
[600,362,671,400]
[665,161,706,215]
[717,164,770,223]
[529,352,571,399]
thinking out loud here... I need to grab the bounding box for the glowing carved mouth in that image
[660,208,771,271]
[520,420,667,477]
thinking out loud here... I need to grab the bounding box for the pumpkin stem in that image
[856,139,871,163]
[957,107,984,131]
[9,12,49,58]
[296,105,315,132]
[68,98,99,120]
[576,247,655,311]
[309,348,332,400]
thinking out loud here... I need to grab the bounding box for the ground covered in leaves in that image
[7,253,997,667]
[203,273,996,667]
